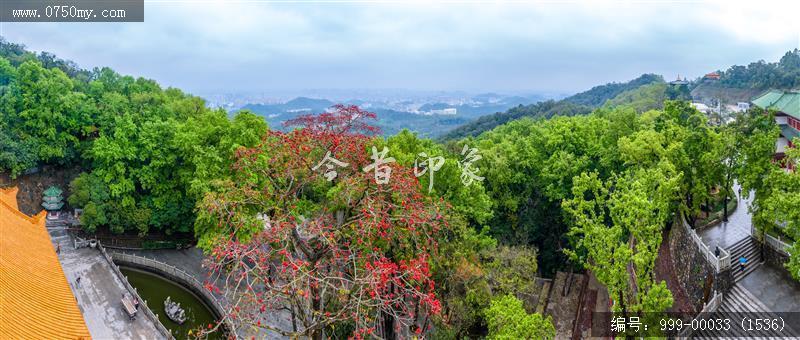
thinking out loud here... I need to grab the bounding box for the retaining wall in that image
[668,221,733,313]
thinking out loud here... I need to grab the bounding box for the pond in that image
[120,267,223,339]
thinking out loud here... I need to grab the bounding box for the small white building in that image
[737,102,751,111]
[692,102,711,113]
[441,108,457,115]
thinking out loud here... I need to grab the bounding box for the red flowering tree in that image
[198,105,447,339]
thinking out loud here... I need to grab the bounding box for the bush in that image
[484,294,555,340]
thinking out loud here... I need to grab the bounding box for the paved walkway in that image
[49,227,165,339]
[695,183,800,312]
[740,263,800,312]
[699,183,751,249]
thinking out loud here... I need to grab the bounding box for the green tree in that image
[484,294,555,340]
[385,129,493,225]
[760,145,800,280]
[736,108,781,231]
[564,166,678,314]
[657,101,718,227]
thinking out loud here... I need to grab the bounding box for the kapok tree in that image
[197,105,446,339]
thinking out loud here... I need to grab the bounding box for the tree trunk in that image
[618,290,628,318]
[686,192,696,228]
[382,312,396,340]
[291,305,297,333]
[723,195,729,222]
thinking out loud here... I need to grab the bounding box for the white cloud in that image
[0,0,797,93]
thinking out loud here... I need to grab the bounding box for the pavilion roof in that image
[752,90,800,119]
[0,187,91,339]
[43,186,63,197]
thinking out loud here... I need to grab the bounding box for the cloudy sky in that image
[1,0,798,95]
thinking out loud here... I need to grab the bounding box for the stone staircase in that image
[693,285,787,339]
[727,237,763,282]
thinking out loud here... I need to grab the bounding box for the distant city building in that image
[692,102,711,113]
[751,89,800,170]
[426,108,457,115]
[737,102,751,111]
[724,102,751,114]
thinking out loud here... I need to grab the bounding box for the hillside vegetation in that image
[441,74,664,140]
[692,49,800,104]
[2,39,798,339]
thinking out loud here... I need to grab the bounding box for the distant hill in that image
[602,82,672,112]
[440,74,664,140]
[562,74,664,106]
[240,94,546,138]
[242,99,483,138]
[439,101,592,140]
[692,49,799,105]
[418,96,541,119]
[242,97,334,117]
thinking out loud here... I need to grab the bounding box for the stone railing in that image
[751,222,792,257]
[765,233,792,256]
[108,251,236,338]
[682,216,731,272]
[97,243,175,340]
[677,290,723,339]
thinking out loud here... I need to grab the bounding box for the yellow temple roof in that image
[0,187,91,339]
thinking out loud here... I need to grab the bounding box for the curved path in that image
[698,182,750,249]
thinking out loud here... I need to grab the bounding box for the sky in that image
[1,0,799,95]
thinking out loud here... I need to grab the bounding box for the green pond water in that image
[120,267,222,339]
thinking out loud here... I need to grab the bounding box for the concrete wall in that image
[762,242,790,268]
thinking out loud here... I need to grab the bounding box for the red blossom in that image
[201,105,446,338]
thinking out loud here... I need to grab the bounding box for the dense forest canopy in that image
[445,49,800,142]
[1,39,798,338]
[715,49,800,89]
[0,38,268,235]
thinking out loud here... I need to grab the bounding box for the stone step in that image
[721,287,781,339]
[707,288,785,339]
[731,247,762,267]
[733,261,763,282]
[731,285,772,314]
[725,290,758,313]
[727,237,753,254]
[729,242,761,265]
[729,240,759,258]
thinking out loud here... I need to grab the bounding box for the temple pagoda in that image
[42,186,64,211]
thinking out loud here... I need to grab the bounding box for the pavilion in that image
[752,89,800,171]
[0,187,91,339]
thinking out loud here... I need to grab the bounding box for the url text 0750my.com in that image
[1,0,143,22]
[12,6,127,20]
